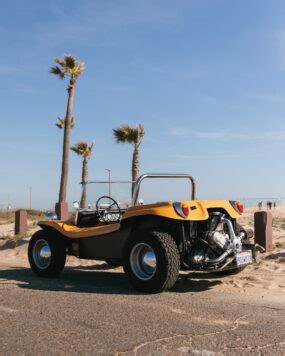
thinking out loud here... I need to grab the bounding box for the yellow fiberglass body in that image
[38,199,241,239]
[122,200,241,221]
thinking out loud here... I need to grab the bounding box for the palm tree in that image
[113,124,145,189]
[50,54,84,217]
[56,116,75,129]
[71,141,94,208]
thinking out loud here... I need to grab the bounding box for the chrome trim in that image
[205,250,231,265]
[130,243,157,281]
[131,173,196,206]
[33,239,51,269]
[221,217,243,253]
[205,217,243,266]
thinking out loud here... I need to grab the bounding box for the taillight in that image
[236,201,244,213]
[229,200,244,214]
[181,204,189,216]
[173,202,189,218]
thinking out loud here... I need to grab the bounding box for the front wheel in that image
[28,230,66,278]
[123,230,180,293]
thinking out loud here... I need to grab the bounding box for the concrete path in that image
[0,260,284,355]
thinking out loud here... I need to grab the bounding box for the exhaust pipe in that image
[205,217,243,266]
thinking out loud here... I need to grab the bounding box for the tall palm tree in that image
[50,54,84,216]
[71,141,94,208]
[113,124,145,189]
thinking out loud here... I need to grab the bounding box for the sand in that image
[0,208,284,300]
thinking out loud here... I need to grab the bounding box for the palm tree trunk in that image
[132,144,139,192]
[80,157,88,208]
[58,80,75,203]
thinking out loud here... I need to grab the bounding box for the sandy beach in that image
[0,208,284,301]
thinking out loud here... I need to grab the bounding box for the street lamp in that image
[105,169,111,197]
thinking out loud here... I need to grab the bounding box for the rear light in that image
[229,200,244,214]
[181,204,189,216]
[236,201,244,213]
[173,202,189,218]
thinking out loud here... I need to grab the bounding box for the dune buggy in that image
[28,173,254,293]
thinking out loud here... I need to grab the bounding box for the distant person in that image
[268,201,272,210]
[273,202,276,209]
[258,201,263,210]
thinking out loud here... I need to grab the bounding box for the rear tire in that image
[123,230,180,293]
[28,230,66,278]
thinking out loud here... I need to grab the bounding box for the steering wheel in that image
[96,196,122,224]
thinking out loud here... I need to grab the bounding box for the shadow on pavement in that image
[265,252,285,261]
[172,272,222,292]
[0,239,28,250]
[0,265,223,295]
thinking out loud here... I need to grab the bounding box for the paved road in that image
[0,260,284,355]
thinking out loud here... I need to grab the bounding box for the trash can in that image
[254,211,272,251]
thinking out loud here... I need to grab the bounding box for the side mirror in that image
[73,201,80,210]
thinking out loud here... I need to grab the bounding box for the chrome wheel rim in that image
[33,239,51,269]
[130,243,157,281]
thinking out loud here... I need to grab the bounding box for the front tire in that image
[28,230,66,278]
[123,230,180,293]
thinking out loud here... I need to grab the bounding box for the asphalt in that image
[0,261,284,355]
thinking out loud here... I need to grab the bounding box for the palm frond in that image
[64,55,76,69]
[71,63,85,79]
[55,117,75,129]
[70,116,75,128]
[51,54,84,80]
[49,66,65,79]
[137,123,145,145]
[113,124,145,145]
[55,118,65,129]
[54,57,66,68]
[71,141,94,158]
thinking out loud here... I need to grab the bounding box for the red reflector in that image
[236,202,244,213]
[181,204,189,217]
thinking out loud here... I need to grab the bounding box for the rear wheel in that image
[123,230,180,293]
[28,230,66,278]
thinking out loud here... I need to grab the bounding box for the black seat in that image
[75,210,100,228]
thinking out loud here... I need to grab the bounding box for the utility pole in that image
[29,187,32,210]
[7,194,11,219]
[105,169,111,197]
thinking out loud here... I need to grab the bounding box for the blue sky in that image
[1,0,285,209]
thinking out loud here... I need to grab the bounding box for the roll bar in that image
[132,173,196,206]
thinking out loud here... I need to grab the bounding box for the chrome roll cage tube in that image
[131,173,196,206]
[205,216,244,267]
[221,216,243,254]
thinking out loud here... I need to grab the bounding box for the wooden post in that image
[55,202,68,221]
[254,211,272,251]
[15,210,28,235]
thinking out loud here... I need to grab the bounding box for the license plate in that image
[236,251,253,267]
